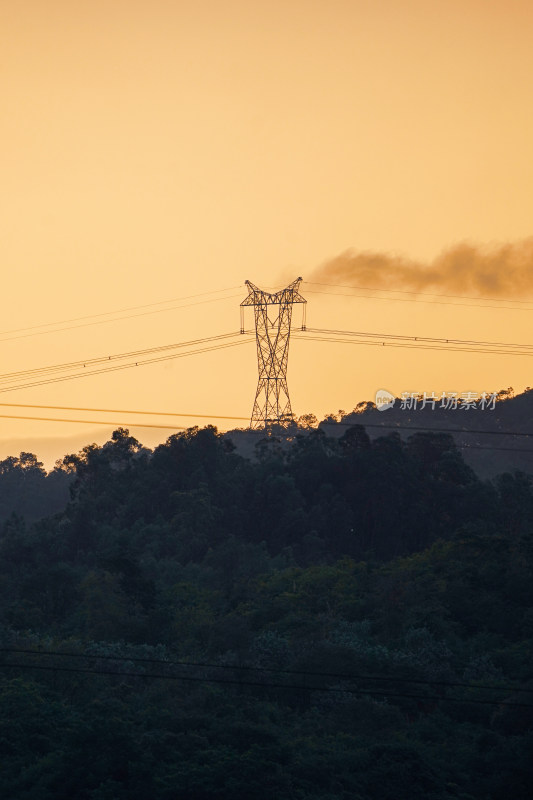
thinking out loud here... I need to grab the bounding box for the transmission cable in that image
[1,414,533,451]
[0,402,249,421]
[0,337,254,395]
[5,323,528,391]
[304,326,533,351]
[304,280,533,305]
[0,413,186,430]
[0,403,533,437]
[317,421,533,438]
[0,647,529,695]
[294,331,533,358]
[0,331,249,385]
[0,285,240,336]
[0,660,531,708]
[303,284,533,312]
[1,402,533,453]
[0,291,243,344]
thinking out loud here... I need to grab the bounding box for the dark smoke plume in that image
[311,238,533,298]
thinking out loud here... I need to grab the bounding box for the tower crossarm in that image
[240,277,306,307]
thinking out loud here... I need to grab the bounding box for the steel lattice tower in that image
[240,278,306,430]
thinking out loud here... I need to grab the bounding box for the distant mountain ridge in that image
[225,388,533,478]
[331,387,533,477]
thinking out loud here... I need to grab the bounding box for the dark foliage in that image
[0,452,70,524]
[0,422,532,798]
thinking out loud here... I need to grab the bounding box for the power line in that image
[0,285,241,338]
[0,402,532,437]
[303,282,533,312]
[2,413,533,453]
[295,329,533,358]
[0,317,531,450]
[0,331,248,384]
[319,421,533,438]
[1,647,528,695]
[0,402,249,421]
[304,280,533,305]
[0,660,531,708]
[0,413,187,430]
[0,336,254,395]
[294,334,533,360]
[457,444,533,454]
[0,338,251,394]
[2,321,529,402]
[313,421,533,454]
[304,327,533,352]
[1,402,533,454]
[304,288,533,313]
[0,292,243,344]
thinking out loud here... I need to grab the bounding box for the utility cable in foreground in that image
[0,659,531,709]
[1,647,530,695]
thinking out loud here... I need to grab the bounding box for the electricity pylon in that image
[240,278,306,430]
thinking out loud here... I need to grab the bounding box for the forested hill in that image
[0,451,70,524]
[0,425,532,797]
[1,385,531,526]
[315,386,533,478]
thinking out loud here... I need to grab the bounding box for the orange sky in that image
[1,0,533,466]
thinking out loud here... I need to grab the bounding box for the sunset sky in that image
[2,0,533,466]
